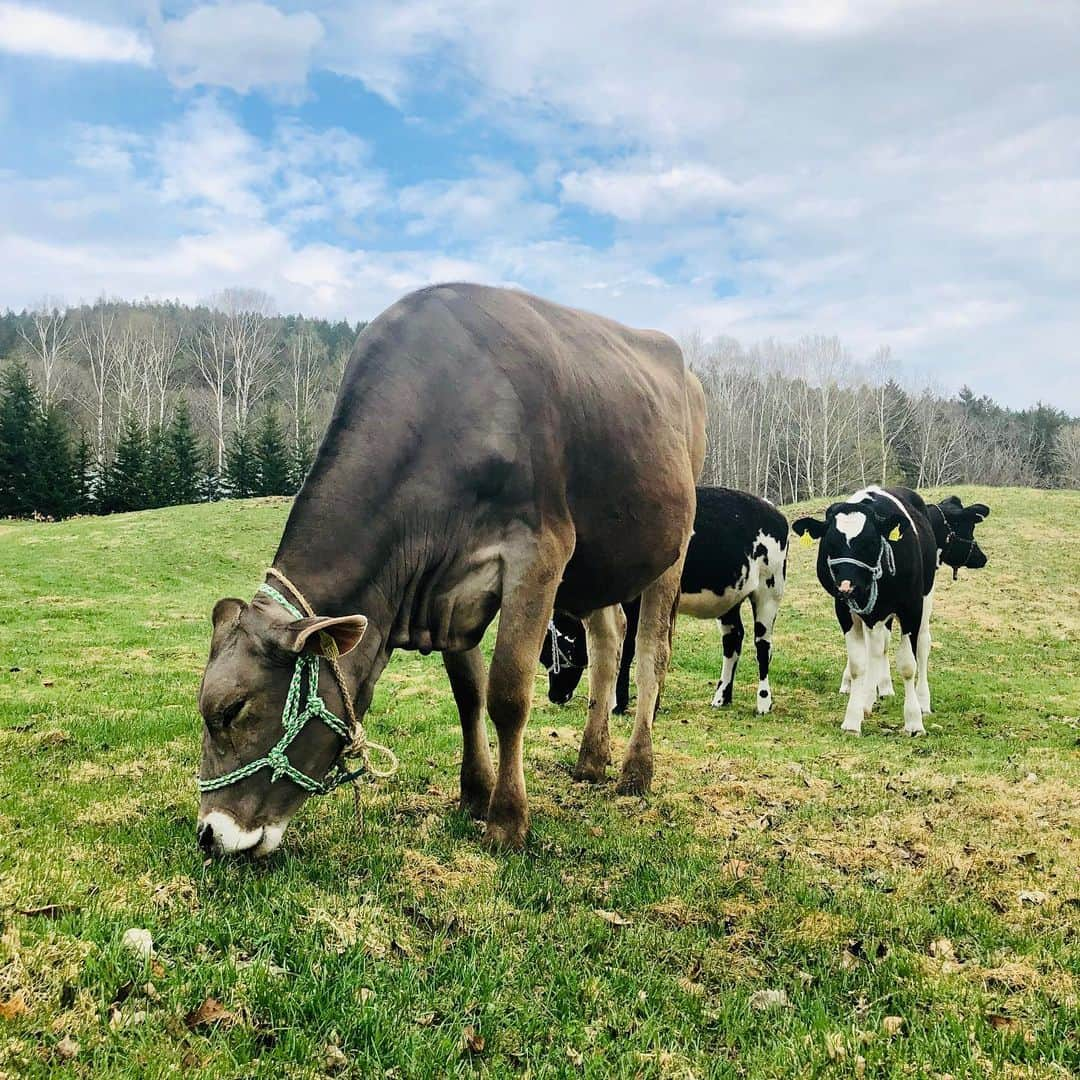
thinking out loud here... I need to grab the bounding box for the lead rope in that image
[265,568,398,820]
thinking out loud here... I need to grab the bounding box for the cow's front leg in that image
[619,560,682,795]
[916,587,934,714]
[573,604,626,783]
[841,615,868,734]
[865,621,889,715]
[751,588,781,715]
[483,537,568,851]
[444,647,495,819]
[711,606,744,707]
[897,607,926,736]
[876,616,896,698]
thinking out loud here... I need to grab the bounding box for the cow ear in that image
[212,598,246,628]
[792,516,828,540]
[873,508,906,541]
[968,503,990,522]
[939,495,963,511]
[282,615,368,657]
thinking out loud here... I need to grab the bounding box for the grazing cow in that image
[540,487,788,715]
[792,486,939,735]
[197,284,705,856]
[836,492,991,701]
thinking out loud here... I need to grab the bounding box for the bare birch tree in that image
[76,309,117,463]
[19,300,73,414]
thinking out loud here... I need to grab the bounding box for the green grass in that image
[1,487,1078,1078]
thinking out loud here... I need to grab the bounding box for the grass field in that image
[1,486,1078,1078]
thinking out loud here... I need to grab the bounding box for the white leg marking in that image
[712,616,741,708]
[842,621,868,734]
[840,661,851,695]
[897,633,925,736]
[916,587,934,714]
[873,623,895,699]
[753,591,780,715]
[865,622,889,715]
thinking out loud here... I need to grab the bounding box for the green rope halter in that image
[198,583,356,796]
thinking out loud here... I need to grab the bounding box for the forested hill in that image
[0,291,1077,521]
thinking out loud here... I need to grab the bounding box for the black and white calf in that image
[835,493,991,706]
[793,485,991,736]
[541,487,789,714]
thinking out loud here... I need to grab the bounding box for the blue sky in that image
[1,1,1078,409]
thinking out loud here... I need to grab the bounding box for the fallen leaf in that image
[987,1014,1023,1036]
[185,997,236,1030]
[594,909,633,927]
[1016,851,1038,866]
[17,904,76,919]
[461,1025,485,1054]
[42,678,54,687]
[414,1011,436,1027]
[323,1044,348,1073]
[825,1032,846,1061]
[883,1016,905,1036]
[56,1035,79,1060]
[356,987,376,1004]
[723,859,752,879]
[749,989,791,1011]
[929,938,955,959]
[1018,890,1047,906]
[854,1055,866,1078]
[566,1046,584,1067]
[677,977,705,998]
[0,991,29,1020]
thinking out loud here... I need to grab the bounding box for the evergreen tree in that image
[73,432,96,514]
[0,362,39,517]
[31,406,80,519]
[224,427,257,499]
[143,423,171,509]
[289,417,315,493]
[101,416,150,513]
[165,400,203,505]
[253,409,291,496]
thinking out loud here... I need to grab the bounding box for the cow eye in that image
[217,699,245,730]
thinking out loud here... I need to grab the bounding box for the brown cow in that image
[197,283,705,855]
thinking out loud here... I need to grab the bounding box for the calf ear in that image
[873,508,907,540]
[283,615,369,657]
[968,503,990,522]
[792,516,828,540]
[938,495,963,511]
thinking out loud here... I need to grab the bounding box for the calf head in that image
[539,612,589,704]
[792,501,908,611]
[197,593,367,858]
[935,496,990,575]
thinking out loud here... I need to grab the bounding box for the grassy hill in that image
[0,487,1077,1078]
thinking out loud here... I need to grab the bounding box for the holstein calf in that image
[793,486,939,735]
[836,492,991,703]
[541,487,788,715]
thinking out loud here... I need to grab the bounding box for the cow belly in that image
[679,581,750,619]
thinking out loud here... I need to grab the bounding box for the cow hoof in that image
[459,788,494,821]
[572,758,608,784]
[840,720,862,736]
[878,684,896,698]
[615,761,653,796]
[756,699,773,715]
[482,816,528,851]
[904,725,926,737]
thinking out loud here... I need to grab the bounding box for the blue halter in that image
[827,535,895,617]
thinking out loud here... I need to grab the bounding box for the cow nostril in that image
[197,822,215,853]
[838,580,853,594]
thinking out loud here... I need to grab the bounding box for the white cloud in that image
[152,1,322,96]
[0,2,152,64]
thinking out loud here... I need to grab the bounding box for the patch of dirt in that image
[400,849,497,897]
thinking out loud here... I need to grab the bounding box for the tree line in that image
[1,292,1077,520]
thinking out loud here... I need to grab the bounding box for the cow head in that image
[935,496,990,573]
[196,593,367,858]
[539,612,589,705]
[792,501,908,610]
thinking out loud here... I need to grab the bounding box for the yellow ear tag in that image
[800,532,814,548]
[319,631,339,659]
[888,526,901,541]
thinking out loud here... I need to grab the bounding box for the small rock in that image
[120,928,153,959]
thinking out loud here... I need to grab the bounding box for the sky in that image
[0,1,1077,410]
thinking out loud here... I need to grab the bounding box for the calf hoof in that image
[459,785,494,821]
[615,758,653,796]
[878,684,896,698]
[840,719,862,736]
[904,723,926,737]
[756,701,773,716]
[482,820,528,851]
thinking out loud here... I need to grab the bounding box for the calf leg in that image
[750,587,780,715]
[865,621,889,715]
[916,586,934,714]
[619,560,682,795]
[711,606,744,708]
[444,647,496,819]
[897,605,926,736]
[840,608,869,735]
[573,604,627,783]
[614,598,640,715]
[484,536,570,850]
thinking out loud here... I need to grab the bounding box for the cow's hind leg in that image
[711,606,744,708]
[898,605,927,736]
[614,598,640,715]
[573,604,627,783]
[916,587,934,714]
[619,560,682,795]
[444,647,496,819]
[484,536,569,850]
[865,622,889,715]
[751,586,781,715]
